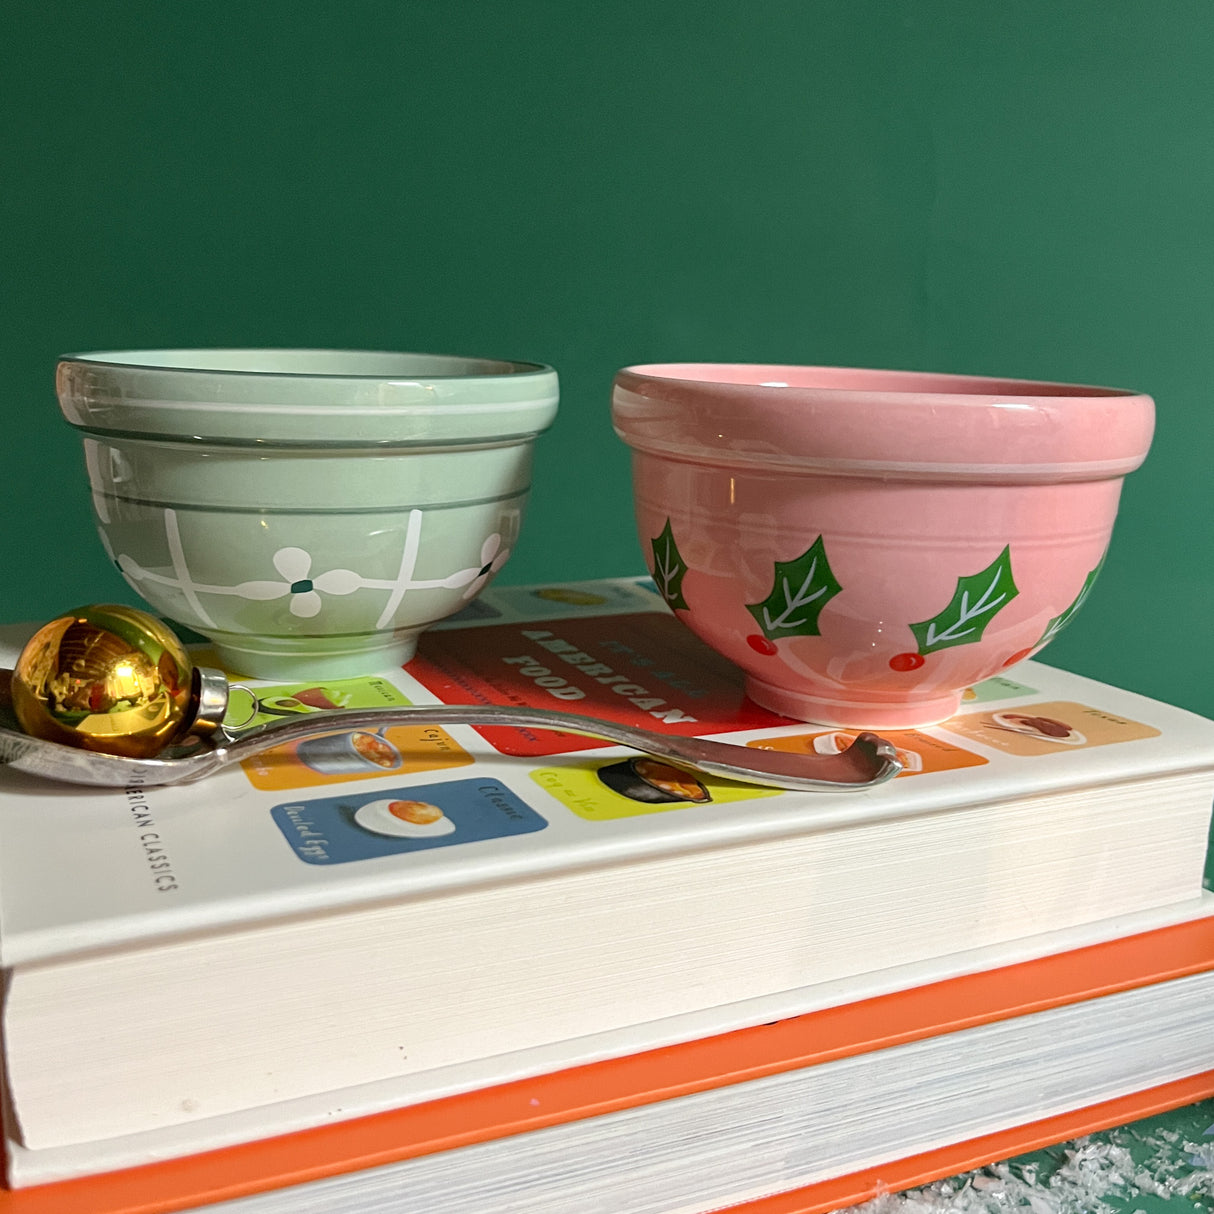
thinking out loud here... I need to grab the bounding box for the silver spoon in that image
[0,700,902,792]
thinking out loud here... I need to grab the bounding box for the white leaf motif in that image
[313,569,361,595]
[272,547,313,583]
[289,591,323,618]
[231,580,291,601]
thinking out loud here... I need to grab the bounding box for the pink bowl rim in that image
[611,363,1155,482]
[617,363,1144,400]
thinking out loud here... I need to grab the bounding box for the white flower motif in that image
[115,509,516,630]
[234,547,362,618]
[461,533,512,600]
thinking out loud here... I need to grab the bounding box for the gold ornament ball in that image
[13,605,196,759]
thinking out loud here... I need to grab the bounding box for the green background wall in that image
[3,1,1212,717]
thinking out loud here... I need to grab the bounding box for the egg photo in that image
[352,799,456,839]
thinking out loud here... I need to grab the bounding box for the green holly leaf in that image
[1035,555,1105,649]
[650,519,689,610]
[746,536,842,640]
[910,546,1019,655]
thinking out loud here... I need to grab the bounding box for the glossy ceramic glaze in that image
[58,350,559,679]
[612,364,1154,728]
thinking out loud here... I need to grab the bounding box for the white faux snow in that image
[853,1119,1214,1214]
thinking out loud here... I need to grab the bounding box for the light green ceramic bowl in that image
[56,349,559,679]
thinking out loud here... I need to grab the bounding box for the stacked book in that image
[0,577,1212,1214]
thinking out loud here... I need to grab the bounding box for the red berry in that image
[889,652,925,672]
[747,634,778,655]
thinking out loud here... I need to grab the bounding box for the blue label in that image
[271,777,547,864]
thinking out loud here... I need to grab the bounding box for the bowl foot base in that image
[744,675,963,731]
[210,631,422,682]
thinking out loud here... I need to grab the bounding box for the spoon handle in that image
[221,705,902,791]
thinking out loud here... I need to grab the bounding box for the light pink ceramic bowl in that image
[612,364,1155,728]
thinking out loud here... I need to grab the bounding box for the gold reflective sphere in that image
[13,605,196,759]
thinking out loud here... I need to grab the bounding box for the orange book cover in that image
[3,911,1213,1214]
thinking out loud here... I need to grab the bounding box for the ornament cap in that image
[190,666,230,738]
